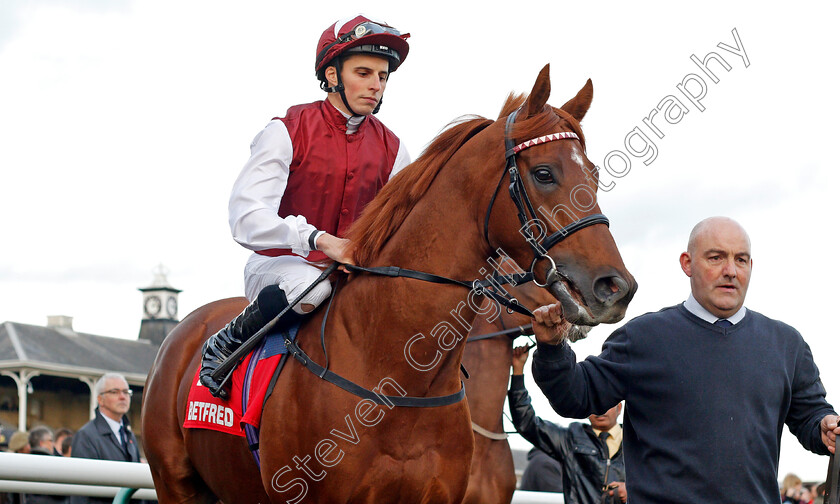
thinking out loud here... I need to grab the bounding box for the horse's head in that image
[483,65,636,326]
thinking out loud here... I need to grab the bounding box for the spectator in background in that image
[1,430,28,504]
[25,426,67,504]
[781,473,810,504]
[28,426,54,455]
[509,345,626,504]
[53,428,73,456]
[70,373,141,504]
[60,435,73,457]
[519,447,564,494]
[6,430,29,454]
[0,426,15,451]
[815,482,827,504]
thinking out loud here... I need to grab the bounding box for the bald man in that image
[529,216,839,504]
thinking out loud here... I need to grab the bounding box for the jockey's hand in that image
[511,345,530,375]
[531,303,570,346]
[316,233,355,272]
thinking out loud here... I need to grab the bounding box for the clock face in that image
[166,296,178,318]
[144,295,162,318]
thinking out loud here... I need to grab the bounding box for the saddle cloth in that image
[183,322,301,436]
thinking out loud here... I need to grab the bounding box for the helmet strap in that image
[338,89,362,118]
[325,61,363,117]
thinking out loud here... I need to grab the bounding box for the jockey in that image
[200,15,412,399]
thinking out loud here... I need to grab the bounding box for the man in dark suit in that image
[70,373,140,504]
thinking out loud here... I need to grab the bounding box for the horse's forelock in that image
[499,94,586,151]
[553,106,586,151]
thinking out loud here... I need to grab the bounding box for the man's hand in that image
[531,303,570,345]
[511,345,530,375]
[820,414,840,453]
[607,482,628,503]
[315,233,355,271]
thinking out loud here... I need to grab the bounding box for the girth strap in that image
[284,337,466,408]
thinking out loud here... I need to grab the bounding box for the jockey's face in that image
[326,54,389,116]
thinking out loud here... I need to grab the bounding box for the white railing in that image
[511,490,564,503]
[0,452,563,503]
[0,452,156,500]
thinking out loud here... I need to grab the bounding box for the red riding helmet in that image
[315,15,410,82]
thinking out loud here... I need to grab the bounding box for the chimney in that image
[46,315,74,330]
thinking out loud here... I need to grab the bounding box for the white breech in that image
[244,254,332,314]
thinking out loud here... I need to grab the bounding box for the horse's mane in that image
[347,115,494,265]
[347,93,586,266]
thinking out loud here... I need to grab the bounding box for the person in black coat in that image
[70,373,141,504]
[24,426,68,504]
[519,447,564,493]
[509,346,626,504]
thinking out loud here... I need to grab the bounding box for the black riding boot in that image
[199,285,296,399]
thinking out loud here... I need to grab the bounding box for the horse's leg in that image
[143,335,218,503]
[143,299,258,503]
[184,428,269,503]
[460,305,522,504]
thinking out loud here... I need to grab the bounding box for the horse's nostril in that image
[593,275,629,305]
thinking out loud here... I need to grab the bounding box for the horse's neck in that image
[333,171,490,393]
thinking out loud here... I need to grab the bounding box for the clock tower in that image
[138,264,182,347]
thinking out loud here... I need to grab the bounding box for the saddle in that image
[184,320,301,463]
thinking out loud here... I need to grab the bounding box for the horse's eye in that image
[533,167,556,184]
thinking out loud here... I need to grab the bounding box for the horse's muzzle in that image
[549,270,636,326]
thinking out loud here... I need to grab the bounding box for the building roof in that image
[0,321,158,383]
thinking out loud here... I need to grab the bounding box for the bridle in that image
[484,108,610,288]
[214,107,612,408]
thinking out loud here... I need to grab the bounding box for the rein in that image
[345,264,534,317]
[464,324,532,343]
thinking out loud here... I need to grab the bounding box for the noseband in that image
[483,108,610,288]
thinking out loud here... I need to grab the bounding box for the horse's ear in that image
[524,64,551,118]
[560,79,594,122]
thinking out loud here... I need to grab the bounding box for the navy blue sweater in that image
[533,304,835,504]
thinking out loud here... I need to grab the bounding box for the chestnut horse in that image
[142,65,636,504]
[461,269,588,504]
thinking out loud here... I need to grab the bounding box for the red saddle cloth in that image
[183,342,285,436]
